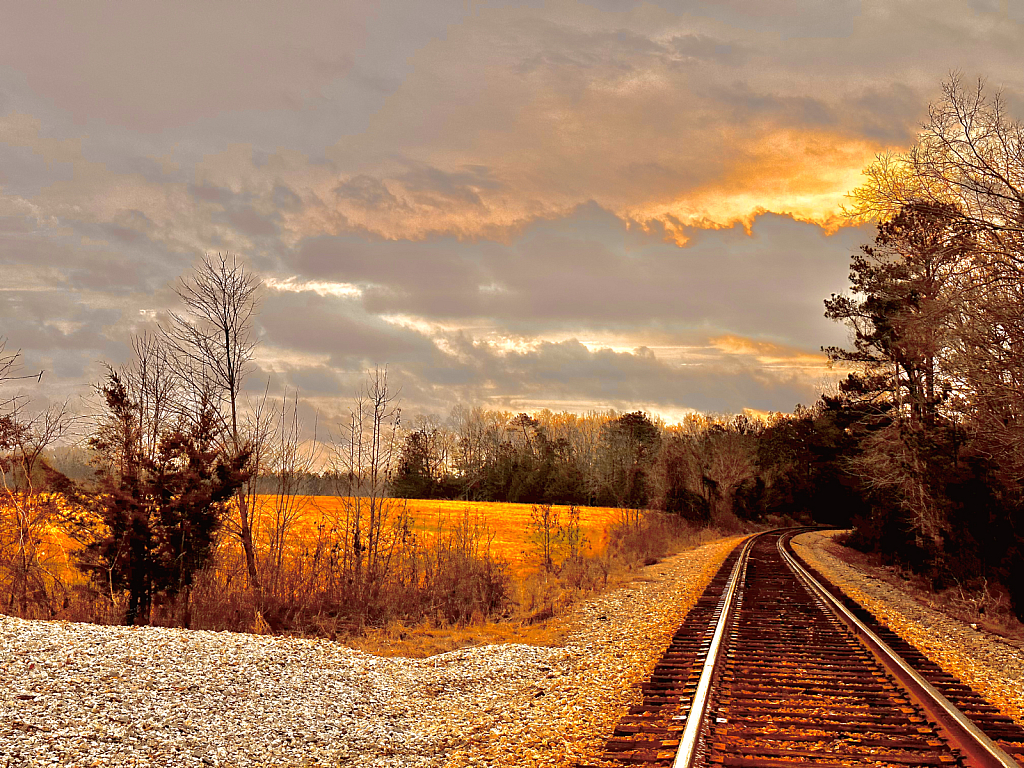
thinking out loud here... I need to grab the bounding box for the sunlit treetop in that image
[846,75,1024,235]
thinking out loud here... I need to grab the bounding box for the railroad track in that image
[582,529,1024,768]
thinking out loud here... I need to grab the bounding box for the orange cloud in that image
[269,124,887,246]
[709,334,830,369]
[631,129,886,244]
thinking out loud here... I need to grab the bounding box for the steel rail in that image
[671,534,759,768]
[778,533,1020,768]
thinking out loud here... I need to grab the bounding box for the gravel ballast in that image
[793,530,1024,728]
[1,535,742,768]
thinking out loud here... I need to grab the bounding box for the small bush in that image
[605,508,710,567]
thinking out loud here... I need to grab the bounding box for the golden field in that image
[254,496,625,572]
[27,496,628,584]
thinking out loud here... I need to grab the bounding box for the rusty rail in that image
[582,529,1024,768]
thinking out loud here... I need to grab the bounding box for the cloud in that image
[1,0,1022,423]
[0,5,357,132]
[258,291,444,370]
[287,333,826,421]
[6,1,1021,250]
[286,204,865,350]
[252,207,855,416]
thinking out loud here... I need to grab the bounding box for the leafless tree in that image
[411,415,456,481]
[162,253,262,589]
[329,368,408,615]
[850,75,1024,239]
[849,423,946,549]
[125,331,179,463]
[450,406,514,499]
[849,75,1024,469]
[0,400,76,615]
[0,342,18,414]
[259,391,321,599]
[528,503,561,573]
[0,339,71,615]
[0,339,43,415]
[536,409,606,497]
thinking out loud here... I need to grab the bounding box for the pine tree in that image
[80,372,248,625]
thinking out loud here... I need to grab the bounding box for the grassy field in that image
[31,497,627,588]
[254,496,625,572]
[14,495,712,641]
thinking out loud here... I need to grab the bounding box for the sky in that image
[2,1,1023,427]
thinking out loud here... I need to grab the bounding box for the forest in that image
[1,76,1023,634]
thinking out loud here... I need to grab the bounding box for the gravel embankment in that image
[793,530,1024,728]
[1,535,743,768]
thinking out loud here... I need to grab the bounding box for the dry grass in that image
[23,496,621,586]
[263,496,623,574]
[347,617,572,658]
[8,494,736,647]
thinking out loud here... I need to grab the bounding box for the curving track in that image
[581,530,1024,768]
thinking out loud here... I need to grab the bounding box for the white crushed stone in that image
[0,536,742,768]
[793,530,1024,728]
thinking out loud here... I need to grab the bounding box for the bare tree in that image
[849,76,1024,469]
[537,409,606,500]
[0,340,69,616]
[528,503,561,573]
[261,391,321,599]
[163,253,262,589]
[330,368,407,617]
[125,331,179,463]
[0,339,43,415]
[0,401,75,615]
[849,75,1024,241]
[0,342,19,414]
[450,405,499,499]
[848,423,946,550]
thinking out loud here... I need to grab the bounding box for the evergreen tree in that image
[824,203,969,425]
[80,372,248,625]
[596,412,661,508]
